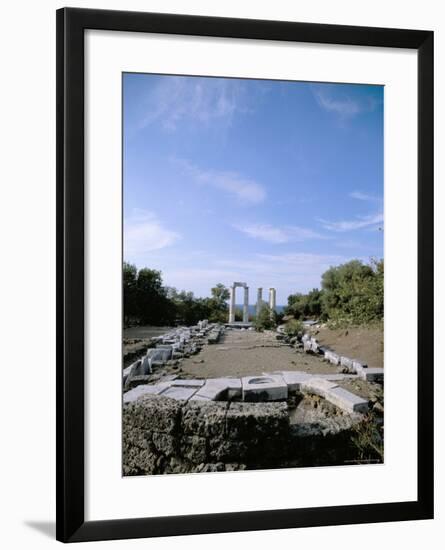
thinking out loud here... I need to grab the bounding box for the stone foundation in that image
[123,393,368,475]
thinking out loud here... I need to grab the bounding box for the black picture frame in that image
[56,7,434,543]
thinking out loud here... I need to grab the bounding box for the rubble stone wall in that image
[123,393,368,475]
[123,394,289,475]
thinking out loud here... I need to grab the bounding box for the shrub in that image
[283,318,304,337]
[254,304,277,331]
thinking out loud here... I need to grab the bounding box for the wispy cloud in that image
[124,210,180,258]
[215,252,350,299]
[173,158,266,204]
[318,212,383,232]
[312,84,380,119]
[233,223,327,243]
[157,251,366,302]
[349,191,382,202]
[140,76,250,132]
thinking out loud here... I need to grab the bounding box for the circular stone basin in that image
[248,377,274,385]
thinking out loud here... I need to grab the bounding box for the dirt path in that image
[180,329,335,379]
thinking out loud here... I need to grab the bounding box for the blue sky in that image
[123,73,383,304]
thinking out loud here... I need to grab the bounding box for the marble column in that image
[229,285,236,323]
[256,287,263,318]
[269,288,276,311]
[243,286,249,323]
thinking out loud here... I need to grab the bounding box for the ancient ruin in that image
[228,281,276,325]
[123,308,384,475]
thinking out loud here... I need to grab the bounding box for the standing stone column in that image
[269,288,276,311]
[256,287,263,318]
[229,285,236,323]
[243,286,249,323]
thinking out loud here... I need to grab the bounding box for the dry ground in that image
[123,324,384,377]
[180,329,335,379]
[310,325,384,369]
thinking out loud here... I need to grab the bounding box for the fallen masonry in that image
[123,320,220,389]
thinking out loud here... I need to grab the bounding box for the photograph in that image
[122,73,385,476]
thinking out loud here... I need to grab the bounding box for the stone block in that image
[123,383,170,404]
[140,354,152,375]
[208,438,249,462]
[225,402,289,440]
[207,330,221,344]
[317,373,358,382]
[352,360,367,373]
[242,375,288,401]
[170,379,205,388]
[180,435,208,463]
[123,364,133,378]
[278,371,311,391]
[310,338,319,353]
[303,340,312,352]
[194,377,242,400]
[128,358,143,377]
[155,346,173,361]
[124,394,181,434]
[340,356,354,370]
[189,394,212,401]
[325,350,340,366]
[359,368,384,383]
[301,377,339,399]
[151,348,167,360]
[326,386,369,414]
[181,401,228,437]
[160,386,198,401]
[151,431,178,456]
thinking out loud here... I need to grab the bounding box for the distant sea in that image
[235,304,285,314]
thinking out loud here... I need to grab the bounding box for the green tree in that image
[283,318,304,337]
[123,262,138,326]
[306,288,323,317]
[254,304,277,331]
[321,259,383,324]
[205,283,230,322]
[136,268,174,325]
[211,283,230,305]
